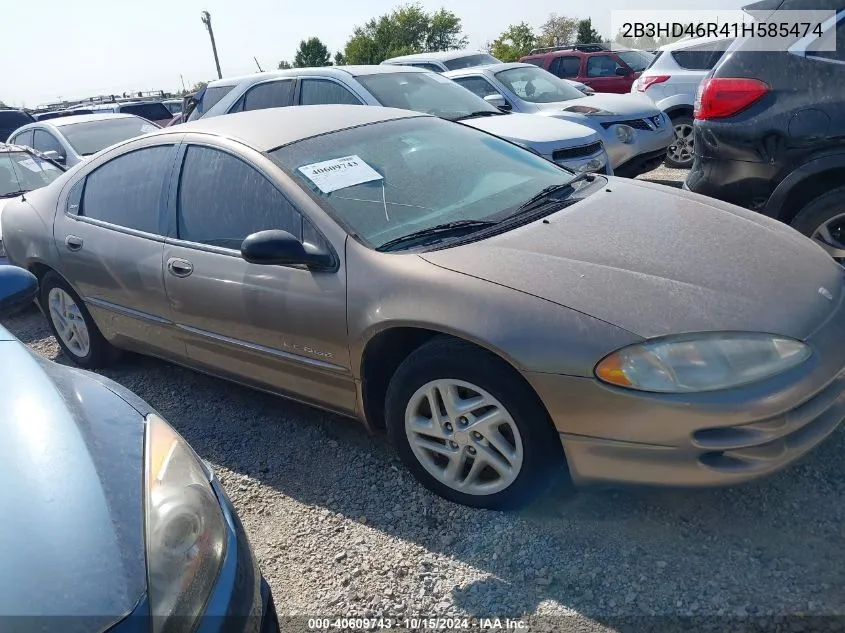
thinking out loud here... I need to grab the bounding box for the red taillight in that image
[694,77,770,120]
[638,75,670,92]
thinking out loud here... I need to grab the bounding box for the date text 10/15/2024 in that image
[306,618,528,630]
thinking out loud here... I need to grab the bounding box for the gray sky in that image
[1,0,747,106]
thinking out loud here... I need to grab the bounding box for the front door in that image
[52,143,184,359]
[162,142,355,414]
[582,54,631,93]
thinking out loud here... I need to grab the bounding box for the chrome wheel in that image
[48,287,90,358]
[812,212,845,264]
[404,379,524,496]
[667,122,694,167]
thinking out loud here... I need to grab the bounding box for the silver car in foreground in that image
[7,113,161,168]
[445,63,674,177]
[3,106,844,510]
[199,65,612,175]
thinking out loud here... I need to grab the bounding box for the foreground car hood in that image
[421,179,843,340]
[462,112,598,151]
[0,336,146,628]
[535,93,660,119]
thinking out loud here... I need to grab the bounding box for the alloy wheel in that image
[404,379,524,496]
[48,287,91,358]
[667,122,694,166]
[812,212,845,265]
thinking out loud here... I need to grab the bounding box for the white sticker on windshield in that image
[140,124,157,133]
[298,155,383,194]
[17,158,42,173]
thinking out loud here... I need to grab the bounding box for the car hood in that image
[0,337,147,630]
[420,179,843,340]
[461,112,598,152]
[535,93,660,119]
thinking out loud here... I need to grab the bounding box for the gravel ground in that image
[5,165,845,632]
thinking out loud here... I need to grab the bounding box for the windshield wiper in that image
[377,219,499,252]
[510,173,595,216]
[0,190,27,199]
[453,111,502,121]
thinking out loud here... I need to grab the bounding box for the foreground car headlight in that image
[145,414,226,632]
[615,125,635,144]
[595,333,812,393]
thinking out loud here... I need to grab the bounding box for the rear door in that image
[295,77,365,105]
[52,139,185,359]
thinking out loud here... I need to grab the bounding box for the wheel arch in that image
[663,105,694,120]
[764,155,845,224]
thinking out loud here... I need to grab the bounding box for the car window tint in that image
[299,79,362,105]
[414,63,444,72]
[452,76,499,99]
[242,80,294,111]
[11,130,33,147]
[81,146,173,233]
[33,129,64,155]
[177,145,302,250]
[120,103,171,121]
[550,56,581,77]
[586,55,622,77]
[807,15,845,62]
[671,41,732,70]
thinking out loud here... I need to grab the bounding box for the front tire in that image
[665,115,694,169]
[385,337,570,510]
[790,186,845,265]
[40,271,120,368]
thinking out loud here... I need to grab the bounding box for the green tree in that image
[489,22,537,62]
[190,81,208,93]
[342,3,468,64]
[334,51,346,66]
[575,18,602,45]
[538,13,578,48]
[294,37,331,67]
[278,60,293,69]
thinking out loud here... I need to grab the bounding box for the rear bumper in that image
[614,147,669,178]
[524,287,845,488]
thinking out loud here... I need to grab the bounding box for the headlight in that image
[595,333,812,393]
[145,413,226,633]
[615,125,635,144]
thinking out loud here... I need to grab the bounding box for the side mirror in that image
[0,266,39,318]
[615,67,633,77]
[240,230,333,270]
[41,150,66,164]
[484,93,511,111]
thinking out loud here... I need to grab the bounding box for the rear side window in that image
[452,76,500,98]
[299,79,361,105]
[120,103,171,121]
[239,80,294,112]
[81,146,174,233]
[177,145,302,249]
[549,56,581,78]
[11,129,33,147]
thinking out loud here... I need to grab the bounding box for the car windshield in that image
[0,151,63,197]
[356,72,500,121]
[494,66,585,103]
[443,53,502,70]
[60,117,159,156]
[120,103,172,121]
[270,116,575,250]
[616,50,653,71]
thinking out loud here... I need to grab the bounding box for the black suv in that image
[685,0,845,261]
[0,108,35,142]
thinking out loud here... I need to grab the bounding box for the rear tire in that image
[790,186,845,264]
[40,271,120,368]
[665,115,694,169]
[385,337,571,510]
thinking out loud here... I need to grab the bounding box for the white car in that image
[7,114,161,168]
[198,66,613,175]
[445,63,674,178]
[632,36,734,167]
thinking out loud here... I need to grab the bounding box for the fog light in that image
[615,125,635,144]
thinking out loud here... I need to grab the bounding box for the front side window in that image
[270,116,576,251]
[549,56,582,78]
[299,79,362,105]
[452,76,500,99]
[240,80,295,111]
[33,129,64,155]
[442,53,501,70]
[356,71,500,120]
[177,145,302,250]
[81,145,174,233]
[494,66,584,103]
[0,151,62,197]
[586,54,623,77]
[60,117,160,157]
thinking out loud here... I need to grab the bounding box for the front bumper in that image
[598,119,673,175]
[524,292,845,489]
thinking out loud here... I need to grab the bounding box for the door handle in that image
[167,257,193,278]
[65,235,83,251]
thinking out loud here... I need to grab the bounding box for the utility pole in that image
[200,10,223,79]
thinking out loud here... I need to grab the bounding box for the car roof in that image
[658,35,734,52]
[47,112,140,127]
[206,65,431,93]
[146,105,429,151]
[383,50,491,63]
